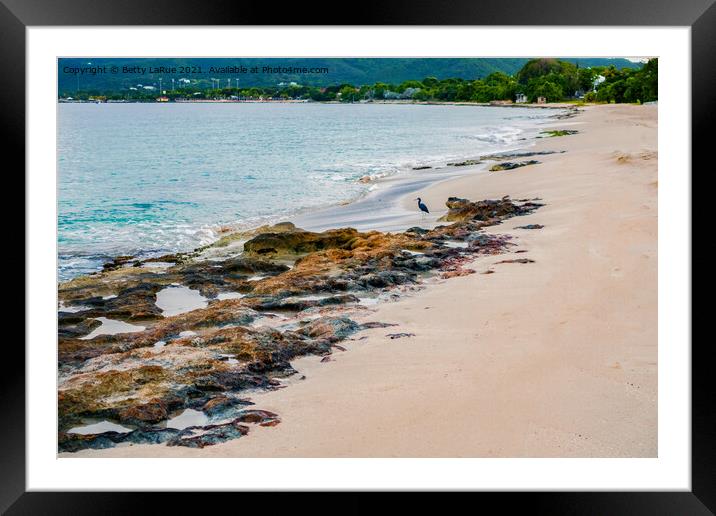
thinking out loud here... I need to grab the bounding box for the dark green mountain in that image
[58,57,641,94]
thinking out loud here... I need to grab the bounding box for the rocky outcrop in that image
[489,160,540,171]
[166,420,250,449]
[58,316,102,339]
[540,129,578,137]
[242,294,360,312]
[481,150,563,160]
[58,299,261,366]
[210,221,299,249]
[102,255,136,272]
[550,107,581,120]
[243,227,363,259]
[495,258,535,264]
[447,159,481,167]
[438,196,543,223]
[202,395,253,417]
[58,314,356,432]
[58,419,253,452]
[57,195,544,453]
[117,399,173,426]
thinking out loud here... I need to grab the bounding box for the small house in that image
[400,87,421,99]
[537,96,547,104]
[515,93,528,104]
[592,75,606,91]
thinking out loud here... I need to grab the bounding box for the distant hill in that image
[58,57,641,94]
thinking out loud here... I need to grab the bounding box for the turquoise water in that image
[58,102,556,280]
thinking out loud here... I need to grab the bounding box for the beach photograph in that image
[56,57,658,458]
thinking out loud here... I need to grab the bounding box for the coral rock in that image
[438,196,543,223]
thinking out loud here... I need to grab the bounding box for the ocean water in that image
[58,102,557,281]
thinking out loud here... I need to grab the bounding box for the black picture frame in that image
[4,1,709,513]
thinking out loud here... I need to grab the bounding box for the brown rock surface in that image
[57,196,543,452]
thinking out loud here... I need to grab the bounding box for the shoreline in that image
[58,104,573,283]
[59,103,657,458]
[291,115,575,234]
[59,98,583,109]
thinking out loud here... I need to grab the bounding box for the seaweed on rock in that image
[57,196,543,452]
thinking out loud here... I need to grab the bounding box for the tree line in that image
[60,58,657,104]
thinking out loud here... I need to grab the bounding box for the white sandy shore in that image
[64,104,657,458]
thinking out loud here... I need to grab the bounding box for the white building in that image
[593,75,606,91]
[400,87,421,99]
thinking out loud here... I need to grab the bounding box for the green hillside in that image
[58,57,641,94]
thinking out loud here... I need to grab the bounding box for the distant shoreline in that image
[58,98,581,109]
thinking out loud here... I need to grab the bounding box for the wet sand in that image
[63,103,657,458]
[293,164,488,232]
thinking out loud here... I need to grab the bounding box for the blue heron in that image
[416,197,429,217]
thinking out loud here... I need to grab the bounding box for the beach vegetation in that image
[525,76,564,102]
[592,59,657,103]
[59,58,657,105]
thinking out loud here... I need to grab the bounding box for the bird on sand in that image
[416,197,429,217]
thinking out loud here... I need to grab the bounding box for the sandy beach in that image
[62,103,657,458]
